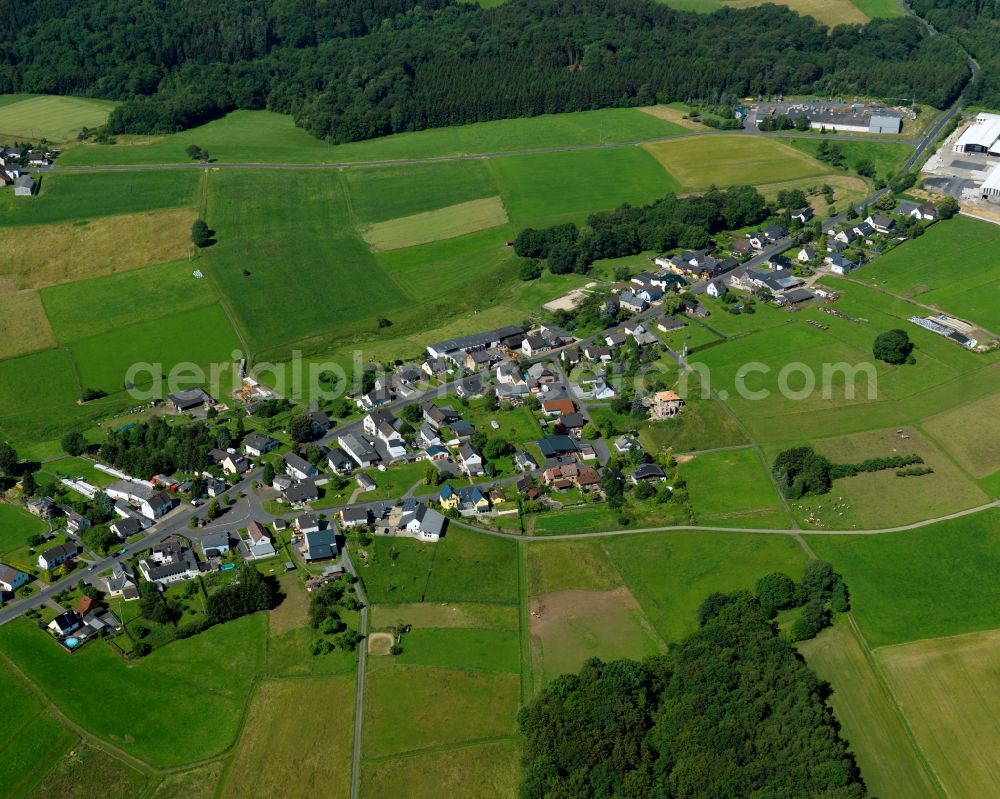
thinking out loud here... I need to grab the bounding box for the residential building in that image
[245,521,277,559]
[111,517,143,540]
[283,452,318,481]
[37,542,78,570]
[26,496,56,519]
[48,611,83,636]
[243,433,279,458]
[865,214,895,234]
[327,448,354,474]
[402,502,447,541]
[167,387,213,412]
[200,531,231,557]
[103,564,138,600]
[648,390,684,420]
[295,514,321,534]
[139,551,202,586]
[340,507,371,528]
[338,433,380,468]
[458,444,484,476]
[284,480,319,506]
[631,463,666,483]
[0,564,28,593]
[300,529,338,562]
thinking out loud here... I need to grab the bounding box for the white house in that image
[245,521,276,559]
[283,452,318,481]
[402,502,446,541]
[243,434,278,458]
[338,433,380,468]
[458,444,484,476]
[37,542,78,571]
[865,214,895,235]
[705,279,727,298]
[0,564,28,593]
[139,552,202,586]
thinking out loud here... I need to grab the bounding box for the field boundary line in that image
[516,541,532,704]
[871,624,1000,653]
[845,613,948,799]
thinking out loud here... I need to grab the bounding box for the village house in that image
[26,496,57,519]
[111,516,143,540]
[243,433,279,458]
[423,444,450,462]
[300,528,338,562]
[458,444,484,476]
[439,484,491,514]
[618,290,648,314]
[200,531,232,558]
[791,207,813,224]
[583,344,612,363]
[210,448,250,475]
[0,564,28,593]
[245,521,277,558]
[865,213,895,235]
[706,279,727,299]
[400,501,447,541]
[423,402,461,430]
[656,315,686,334]
[515,450,538,472]
[62,508,91,534]
[37,542,78,571]
[648,390,684,420]
[356,472,377,492]
[48,611,83,637]
[13,174,35,196]
[102,564,139,600]
[284,479,319,506]
[338,433,380,468]
[139,550,203,586]
[631,463,666,484]
[327,448,354,474]
[456,374,485,399]
[826,254,857,275]
[797,246,817,263]
[340,506,371,528]
[283,452,318,481]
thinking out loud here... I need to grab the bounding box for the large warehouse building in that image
[953,113,1000,155]
[981,165,1000,198]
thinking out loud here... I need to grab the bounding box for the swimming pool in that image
[64,637,80,648]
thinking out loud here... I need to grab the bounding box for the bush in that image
[519,260,543,280]
[755,572,797,617]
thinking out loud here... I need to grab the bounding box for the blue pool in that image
[64,637,80,648]
[220,563,236,572]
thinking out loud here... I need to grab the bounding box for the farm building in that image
[981,165,1000,199]
[13,175,34,196]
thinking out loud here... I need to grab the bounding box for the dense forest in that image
[518,588,866,799]
[911,0,1000,108]
[100,417,214,476]
[0,0,970,142]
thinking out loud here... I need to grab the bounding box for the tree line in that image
[773,445,926,498]
[518,579,863,799]
[514,185,769,274]
[0,0,970,143]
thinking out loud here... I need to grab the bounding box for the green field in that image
[0,171,200,227]
[787,137,913,181]
[0,347,123,447]
[393,627,520,673]
[26,743,147,799]
[372,602,519,631]
[643,134,830,191]
[0,667,77,798]
[877,629,1000,799]
[0,503,49,559]
[489,147,679,228]
[69,303,241,395]
[344,159,499,224]
[361,739,520,799]
[527,540,624,595]
[529,585,667,684]
[922,394,1000,479]
[41,260,217,344]
[358,528,518,605]
[362,196,509,251]
[857,215,1000,333]
[363,665,520,758]
[809,510,1000,647]
[60,107,687,166]
[657,0,902,21]
[203,169,406,353]
[0,614,266,767]
[220,676,355,799]
[0,94,115,140]
[797,620,941,799]
[602,531,809,642]
[680,447,791,527]
[799,426,988,529]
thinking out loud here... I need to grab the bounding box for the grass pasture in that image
[363,665,520,758]
[802,426,988,528]
[0,94,115,140]
[362,196,508,251]
[344,159,498,224]
[603,531,809,642]
[0,615,266,767]
[878,629,1000,799]
[0,171,200,227]
[809,510,1000,647]
[489,146,678,228]
[26,743,147,799]
[362,739,520,799]
[41,260,217,344]
[1,209,197,290]
[643,134,829,191]
[922,394,1000,480]
[857,215,1000,334]
[680,448,790,527]
[60,107,687,167]
[148,763,225,799]
[0,666,76,799]
[797,620,940,799]
[529,587,667,684]
[375,225,516,302]
[526,540,624,596]
[204,169,406,353]
[220,676,355,799]
[393,627,521,674]
[787,138,913,181]
[372,602,519,631]
[69,303,241,395]
[0,290,56,358]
